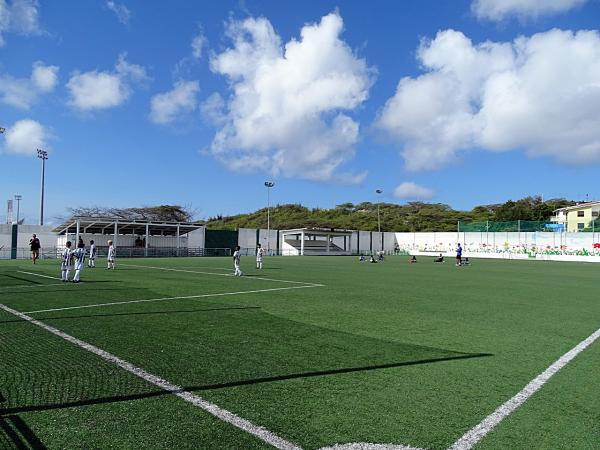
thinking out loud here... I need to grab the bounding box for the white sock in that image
[74,270,81,281]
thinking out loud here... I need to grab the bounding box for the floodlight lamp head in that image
[14,195,22,200]
[376,189,383,194]
[0,127,5,134]
[37,149,48,159]
[265,181,275,188]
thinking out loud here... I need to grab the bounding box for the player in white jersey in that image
[107,240,116,269]
[256,243,264,269]
[88,240,96,268]
[60,241,73,282]
[72,239,86,283]
[233,245,243,276]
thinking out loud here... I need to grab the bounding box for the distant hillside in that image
[204,197,575,232]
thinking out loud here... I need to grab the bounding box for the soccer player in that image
[88,240,96,268]
[29,234,41,264]
[434,253,445,263]
[456,243,463,266]
[61,241,73,282]
[72,239,86,283]
[233,245,243,276]
[107,240,116,269]
[256,243,264,269]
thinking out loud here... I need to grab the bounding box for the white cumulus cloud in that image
[394,182,434,200]
[2,119,49,156]
[150,80,199,124]
[472,0,588,21]
[0,0,41,46]
[106,1,130,24]
[67,54,147,111]
[376,28,600,170]
[0,61,59,109]
[208,12,374,183]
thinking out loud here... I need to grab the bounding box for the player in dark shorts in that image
[456,243,463,266]
[30,234,41,264]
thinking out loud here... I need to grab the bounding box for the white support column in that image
[300,231,305,256]
[75,220,80,245]
[145,223,149,257]
[176,224,180,256]
[326,234,330,254]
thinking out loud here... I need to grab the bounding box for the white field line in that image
[24,285,321,314]
[448,325,600,450]
[121,263,323,287]
[17,270,60,280]
[0,303,301,450]
[0,283,66,290]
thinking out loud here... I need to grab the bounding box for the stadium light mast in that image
[14,195,22,224]
[37,149,48,226]
[375,189,383,233]
[376,189,384,251]
[265,181,275,253]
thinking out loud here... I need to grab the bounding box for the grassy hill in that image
[204,197,575,231]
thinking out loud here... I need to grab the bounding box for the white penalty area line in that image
[17,270,60,280]
[24,284,322,314]
[0,303,301,450]
[121,263,324,287]
[448,325,600,450]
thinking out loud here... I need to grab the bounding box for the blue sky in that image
[1,0,599,224]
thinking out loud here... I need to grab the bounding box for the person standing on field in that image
[30,234,41,264]
[233,245,243,276]
[456,243,463,266]
[256,243,264,269]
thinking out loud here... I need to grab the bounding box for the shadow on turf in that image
[0,352,492,416]
[0,393,47,450]
[0,306,262,324]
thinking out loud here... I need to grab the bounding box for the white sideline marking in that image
[448,325,600,450]
[121,263,323,286]
[320,325,600,450]
[0,303,302,450]
[17,270,60,280]
[24,285,321,314]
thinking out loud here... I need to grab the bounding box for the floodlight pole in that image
[265,181,275,254]
[14,195,22,224]
[376,189,383,251]
[37,149,48,226]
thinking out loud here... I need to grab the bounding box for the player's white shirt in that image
[233,250,241,265]
[256,247,264,261]
[73,247,86,270]
[61,248,73,269]
[89,244,96,259]
[107,245,116,261]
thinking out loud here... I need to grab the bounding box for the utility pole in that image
[37,149,48,226]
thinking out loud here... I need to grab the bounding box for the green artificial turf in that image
[0,255,599,449]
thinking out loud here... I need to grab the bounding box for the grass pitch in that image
[0,255,599,449]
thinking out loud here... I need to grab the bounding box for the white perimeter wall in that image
[395,231,599,253]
